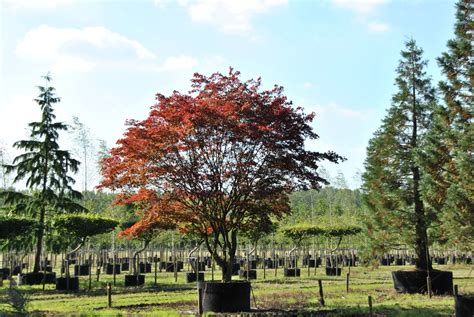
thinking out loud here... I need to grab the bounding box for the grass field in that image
[0,263,472,316]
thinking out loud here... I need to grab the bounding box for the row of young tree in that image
[363,0,473,271]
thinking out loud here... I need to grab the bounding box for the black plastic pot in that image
[74,264,90,276]
[239,269,257,280]
[455,295,474,317]
[191,261,206,272]
[12,266,22,275]
[284,268,300,277]
[105,264,121,275]
[165,262,181,272]
[436,257,446,265]
[21,272,56,285]
[265,259,275,269]
[325,267,342,276]
[232,263,240,275]
[392,270,453,295]
[124,274,145,287]
[139,262,152,274]
[186,272,205,283]
[0,268,10,279]
[121,262,130,271]
[199,281,250,313]
[56,277,79,291]
[380,258,390,266]
[395,258,405,266]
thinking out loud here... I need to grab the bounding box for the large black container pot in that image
[121,262,130,271]
[56,277,79,291]
[165,262,182,272]
[392,270,453,295]
[455,295,474,317]
[265,259,275,269]
[74,264,90,276]
[21,272,56,285]
[325,267,342,276]
[199,281,251,313]
[12,266,22,275]
[436,257,446,265]
[0,268,11,279]
[344,258,356,267]
[124,274,145,287]
[239,269,257,280]
[191,261,206,272]
[284,268,300,277]
[139,262,152,274]
[380,258,390,266]
[232,263,240,275]
[186,272,205,283]
[106,264,121,275]
[395,258,405,266]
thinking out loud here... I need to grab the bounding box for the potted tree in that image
[99,69,343,313]
[322,224,361,276]
[282,224,325,277]
[0,74,86,285]
[52,214,118,290]
[119,212,175,287]
[363,40,454,295]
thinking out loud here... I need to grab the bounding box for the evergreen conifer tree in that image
[421,0,473,247]
[1,74,85,273]
[363,40,437,270]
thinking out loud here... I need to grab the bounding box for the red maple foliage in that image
[100,69,344,281]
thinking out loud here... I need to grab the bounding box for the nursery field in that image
[0,263,472,316]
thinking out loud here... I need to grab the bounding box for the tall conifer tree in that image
[1,74,85,272]
[363,40,437,270]
[422,0,473,247]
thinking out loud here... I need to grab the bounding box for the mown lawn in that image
[0,264,472,316]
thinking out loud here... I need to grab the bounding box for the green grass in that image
[0,264,472,316]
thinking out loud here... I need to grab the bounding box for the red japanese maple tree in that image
[100,69,343,281]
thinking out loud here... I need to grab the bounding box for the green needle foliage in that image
[0,73,86,272]
[421,0,473,249]
[363,40,437,271]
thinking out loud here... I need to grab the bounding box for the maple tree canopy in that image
[100,69,343,281]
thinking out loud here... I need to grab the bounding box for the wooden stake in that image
[454,284,458,296]
[368,295,373,316]
[346,272,350,293]
[426,276,432,298]
[107,283,112,308]
[318,279,325,306]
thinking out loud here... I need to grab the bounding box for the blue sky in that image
[0,0,457,189]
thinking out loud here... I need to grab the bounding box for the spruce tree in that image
[1,74,85,273]
[363,40,437,270]
[422,0,473,247]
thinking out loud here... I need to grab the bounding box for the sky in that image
[0,0,457,190]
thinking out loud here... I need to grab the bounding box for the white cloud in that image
[367,21,389,32]
[3,0,74,9]
[332,0,388,15]
[15,25,155,73]
[155,55,199,72]
[303,82,313,89]
[178,0,287,34]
